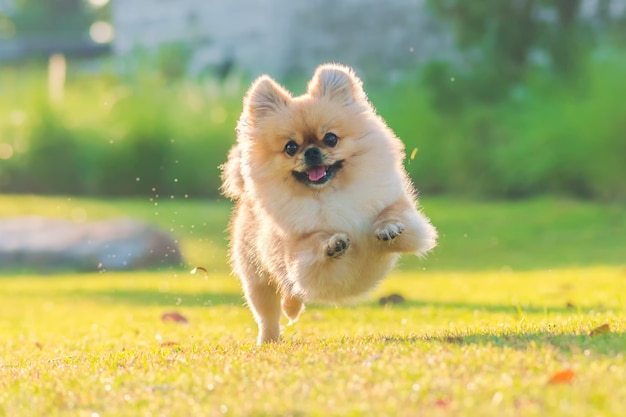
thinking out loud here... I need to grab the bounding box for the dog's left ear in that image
[244,75,292,120]
[307,63,367,105]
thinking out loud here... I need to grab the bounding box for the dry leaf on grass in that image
[547,369,575,385]
[161,312,188,324]
[589,323,610,337]
[190,266,209,278]
[435,398,450,407]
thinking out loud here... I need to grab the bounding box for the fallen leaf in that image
[589,323,610,337]
[190,266,209,278]
[444,336,464,343]
[378,293,405,306]
[161,312,188,324]
[435,398,450,407]
[160,341,179,347]
[547,369,575,385]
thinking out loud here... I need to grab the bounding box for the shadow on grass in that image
[61,289,622,356]
[358,299,608,315]
[67,288,609,315]
[67,289,244,307]
[372,331,625,357]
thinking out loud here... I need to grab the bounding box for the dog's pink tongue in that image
[307,166,326,182]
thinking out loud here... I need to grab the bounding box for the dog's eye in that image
[323,132,338,147]
[284,140,299,156]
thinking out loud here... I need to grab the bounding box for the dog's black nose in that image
[304,147,323,165]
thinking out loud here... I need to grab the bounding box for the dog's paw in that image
[376,222,405,241]
[325,233,351,258]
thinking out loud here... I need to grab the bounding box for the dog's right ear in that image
[244,75,291,119]
[308,63,367,105]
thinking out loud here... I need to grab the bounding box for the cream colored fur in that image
[221,63,437,344]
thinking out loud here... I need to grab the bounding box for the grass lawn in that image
[0,195,624,416]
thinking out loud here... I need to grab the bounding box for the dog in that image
[221,63,437,344]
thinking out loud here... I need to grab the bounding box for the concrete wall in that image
[110,0,452,79]
[286,0,452,79]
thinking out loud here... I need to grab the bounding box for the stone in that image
[0,217,182,272]
[378,293,406,306]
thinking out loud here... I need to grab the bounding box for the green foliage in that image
[492,55,626,199]
[0,68,242,197]
[156,43,194,82]
[377,49,626,200]
[424,0,602,107]
[416,1,626,199]
[9,0,95,37]
[23,104,86,193]
[1,47,625,200]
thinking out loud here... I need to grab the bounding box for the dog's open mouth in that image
[292,160,344,186]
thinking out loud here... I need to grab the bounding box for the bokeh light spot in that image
[90,21,114,44]
[0,143,14,160]
[88,0,110,7]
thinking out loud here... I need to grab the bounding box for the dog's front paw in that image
[376,222,405,241]
[325,233,351,258]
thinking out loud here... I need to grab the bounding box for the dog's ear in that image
[244,75,291,119]
[307,63,367,105]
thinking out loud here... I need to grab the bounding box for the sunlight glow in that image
[88,0,110,7]
[89,21,114,44]
[0,143,14,160]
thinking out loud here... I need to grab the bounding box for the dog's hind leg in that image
[242,279,282,345]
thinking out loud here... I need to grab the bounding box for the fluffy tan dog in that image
[221,63,437,344]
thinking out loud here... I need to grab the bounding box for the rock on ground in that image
[0,217,182,272]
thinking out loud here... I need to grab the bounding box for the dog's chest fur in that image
[283,185,396,237]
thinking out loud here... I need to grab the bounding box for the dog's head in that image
[235,64,376,192]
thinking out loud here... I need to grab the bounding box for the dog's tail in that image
[220,144,245,200]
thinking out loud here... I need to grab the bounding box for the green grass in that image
[0,195,625,416]
[1,194,624,272]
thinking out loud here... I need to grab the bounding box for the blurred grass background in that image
[1,1,625,202]
[0,67,242,197]
[1,47,625,200]
[0,1,624,213]
[2,194,624,273]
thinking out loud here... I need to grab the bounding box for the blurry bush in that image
[0,67,241,198]
[0,46,624,200]
[424,0,595,106]
[379,47,626,200]
[381,0,626,200]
